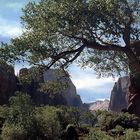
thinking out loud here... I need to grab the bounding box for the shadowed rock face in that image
[0,63,16,104]
[43,69,83,107]
[109,76,130,112]
[103,76,140,117]
[19,68,83,107]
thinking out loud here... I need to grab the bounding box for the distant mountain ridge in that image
[88,99,109,111]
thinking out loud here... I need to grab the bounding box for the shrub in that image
[125,129,140,140]
[85,128,114,140]
[1,123,27,140]
[35,106,62,140]
[1,92,35,140]
[97,111,140,131]
[7,92,35,130]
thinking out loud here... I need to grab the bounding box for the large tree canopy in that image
[0,0,140,77]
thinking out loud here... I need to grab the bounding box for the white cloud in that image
[70,65,118,90]
[69,64,118,102]
[0,17,22,38]
[72,76,115,90]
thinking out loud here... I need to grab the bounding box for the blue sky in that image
[0,0,117,103]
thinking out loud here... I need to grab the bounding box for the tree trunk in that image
[122,44,140,117]
[127,75,140,117]
[127,59,140,117]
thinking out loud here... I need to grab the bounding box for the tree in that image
[82,111,97,127]
[1,92,35,140]
[35,106,62,139]
[1,0,140,115]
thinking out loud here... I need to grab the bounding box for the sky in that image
[0,0,118,103]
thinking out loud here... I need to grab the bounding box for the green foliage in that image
[1,0,140,77]
[0,60,14,74]
[97,110,140,131]
[110,125,124,136]
[8,92,34,127]
[1,92,35,140]
[19,72,32,85]
[0,106,10,119]
[54,106,71,129]
[85,128,140,140]
[19,67,69,98]
[1,101,140,139]
[85,128,114,140]
[0,94,83,139]
[1,123,27,140]
[34,106,82,139]
[82,111,98,127]
[63,106,81,127]
[19,67,41,85]
[125,129,140,140]
[85,111,140,140]
[39,80,68,98]
[35,106,62,139]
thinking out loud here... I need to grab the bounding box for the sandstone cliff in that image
[19,68,83,107]
[88,99,109,111]
[0,61,17,104]
[43,69,83,107]
[109,76,129,112]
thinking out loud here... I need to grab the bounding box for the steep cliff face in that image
[43,69,83,107]
[19,68,83,107]
[0,62,16,104]
[109,76,130,112]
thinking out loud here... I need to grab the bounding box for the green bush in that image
[57,106,81,128]
[85,128,114,140]
[82,111,98,127]
[7,92,35,130]
[125,129,140,140]
[1,92,35,140]
[97,111,140,131]
[85,110,140,140]
[35,106,62,139]
[1,123,27,140]
[109,125,124,136]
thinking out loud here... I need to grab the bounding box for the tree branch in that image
[125,48,140,72]
[83,39,140,71]
[83,39,126,52]
[62,44,85,67]
[48,44,85,68]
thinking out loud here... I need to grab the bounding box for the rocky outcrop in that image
[109,76,130,112]
[43,69,83,107]
[0,62,16,104]
[19,68,83,107]
[88,99,109,111]
[0,62,83,108]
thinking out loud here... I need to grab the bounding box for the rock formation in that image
[19,68,83,107]
[109,76,130,112]
[88,99,109,111]
[43,69,83,107]
[0,61,17,104]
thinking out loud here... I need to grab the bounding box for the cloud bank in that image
[0,18,22,38]
[69,65,117,103]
